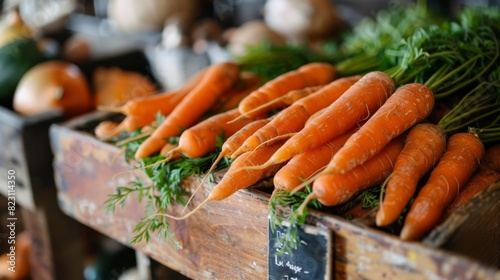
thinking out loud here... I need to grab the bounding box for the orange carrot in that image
[94,120,120,140]
[238,63,337,118]
[98,67,206,117]
[135,62,240,159]
[163,108,256,160]
[166,142,286,220]
[400,132,485,241]
[329,83,435,175]
[181,117,273,212]
[480,143,500,173]
[273,129,356,193]
[442,169,500,220]
[296,137,404,212]
[376,123,446,227]
[232,76,360,158]
[94,114,157,140]
[229,85,324,123]
[209,72,264,113]
[257,71,396,169]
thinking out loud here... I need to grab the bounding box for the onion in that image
[13,61,93,117]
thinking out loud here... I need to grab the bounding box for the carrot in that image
[98,67,206,117]
[135,62,240,159]
[238,62,337,118]
[256,71,396,169]
[231,76,361,159]
[209,72,264,113]
[480,143,500,172]
[94,113,157,140]
[442,169,500,220]
[178,118,272,209]
[400,132,485,241]
[273,129,356,193]
[328,83,435,175]
[376,123,447,227]
[163,108,256,160]
[297,137,404,211]
[229,85,324,123]
[165,141,286,220]
[94,120,120,140]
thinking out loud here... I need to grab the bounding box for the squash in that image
[0,9,44,107]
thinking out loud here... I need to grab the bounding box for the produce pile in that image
[102,3,500,252]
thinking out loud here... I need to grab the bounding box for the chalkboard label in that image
[268,221,332,280]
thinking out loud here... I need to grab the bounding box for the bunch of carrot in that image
[102,4,500,250]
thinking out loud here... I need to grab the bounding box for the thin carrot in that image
[442,169,500,220]
[163,108,256,160]
[209,72,264,113]
[229,85,324,123]
[273,129,356,193]
[400,132,485,241]
[98,67,206,117]
[328,83,435,175]
[376,123,447,227]
[162,141,286,220]
[94,120,120,140]
[480,143,500,173]
[255,71,396,169]
[296,137,404,214]
[238,63,337,118]
[135,62,240,159]
[231,76,361,159]
[94,114,157,140]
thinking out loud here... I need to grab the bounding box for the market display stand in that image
[0,107,85,280]
[49,111,500,280]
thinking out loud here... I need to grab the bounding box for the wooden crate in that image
[0,106,63,210]
[0,106,85,280]
[49,111,500,280]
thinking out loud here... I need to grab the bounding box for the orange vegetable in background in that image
[13,61,93,118]
[93,67,157,107]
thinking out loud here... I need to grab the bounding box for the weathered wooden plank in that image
[50,119,269,279]
[0,106,63,210]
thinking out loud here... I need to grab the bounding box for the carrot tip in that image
[399,225,417,241]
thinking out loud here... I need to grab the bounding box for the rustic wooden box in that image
[49,111,500,280]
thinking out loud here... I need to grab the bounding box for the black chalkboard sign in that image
[268,221,332,280]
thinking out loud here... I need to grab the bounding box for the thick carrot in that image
[442,169,500,220]
[273,129,356,193]
[135,62,240,159]
[259,71,396,168]
[238,63,337,118]
[164,108,256,160]
[308,137,403,207]
[98,67,206,117]
[166,142,286,220]
[294,137,404,220]
[375,123,446,227]
[329,83,435,175]
[400,132,485,241]
[480,143,500,172]
[232,76,361,158]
